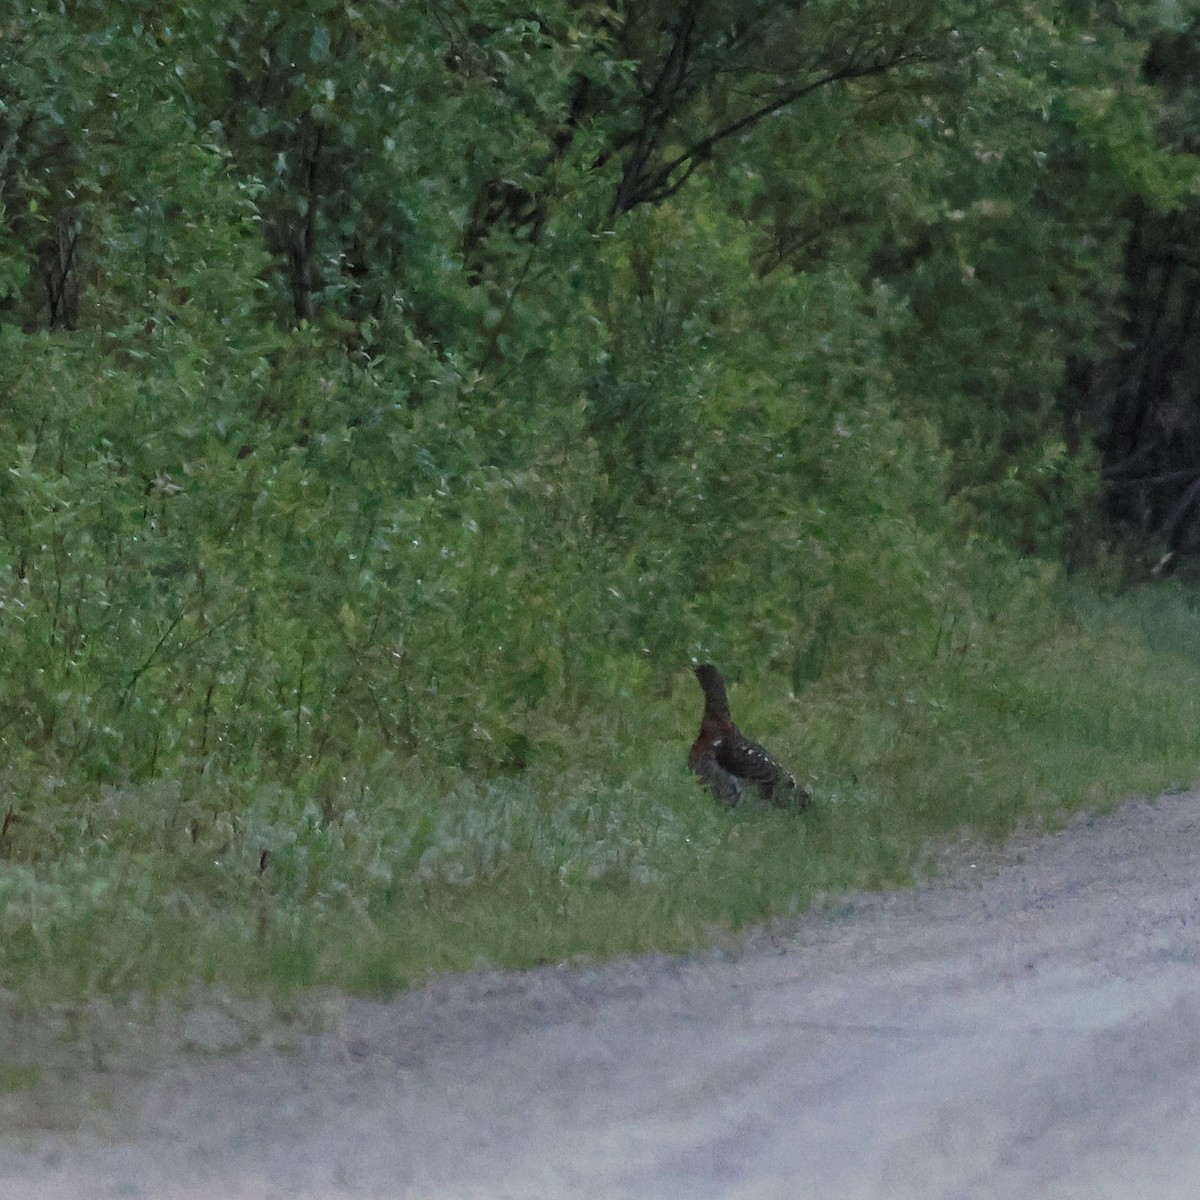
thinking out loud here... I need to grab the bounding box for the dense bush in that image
[2,1,1198,1001]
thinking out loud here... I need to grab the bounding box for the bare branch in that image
[615,49,930,216]
[604,1,943,219]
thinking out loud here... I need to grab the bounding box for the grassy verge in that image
[2,578,1198,1009]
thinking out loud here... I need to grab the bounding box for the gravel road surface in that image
[4,787,1200,1199]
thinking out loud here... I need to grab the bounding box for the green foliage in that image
[4,582,1198,1003]
[0,0,1197,1005]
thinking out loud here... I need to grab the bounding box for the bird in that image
[688,663,809,808]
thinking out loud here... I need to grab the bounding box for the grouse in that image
[688,663,809,808]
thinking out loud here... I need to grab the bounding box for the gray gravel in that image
[4,787,1200,1199]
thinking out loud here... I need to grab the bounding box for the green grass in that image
[0,1063,42,1094]
[2,578,1199,1009]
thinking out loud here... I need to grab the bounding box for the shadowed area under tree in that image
[1069,24,1200,572]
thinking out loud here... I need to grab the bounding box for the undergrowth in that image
[1,55,1197,1012]
[3,576,1197,1007]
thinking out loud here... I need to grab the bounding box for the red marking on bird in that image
[689,664,809,808]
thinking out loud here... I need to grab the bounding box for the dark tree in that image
[1073,24,1200,566]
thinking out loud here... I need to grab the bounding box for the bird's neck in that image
[697,711,736,740]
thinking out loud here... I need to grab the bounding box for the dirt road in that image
[5,787,1200,1199]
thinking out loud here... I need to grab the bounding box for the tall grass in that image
[2,207,1197,1013]
[3,576,1196,1007]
